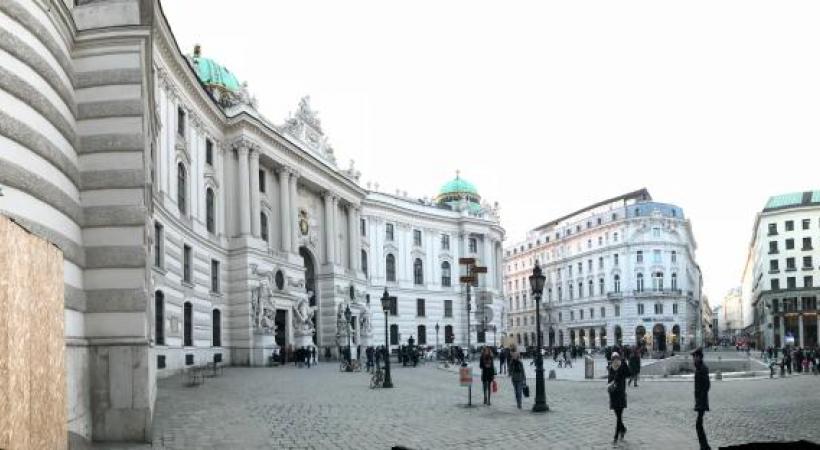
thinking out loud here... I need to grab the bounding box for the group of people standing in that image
[764,346,819,375]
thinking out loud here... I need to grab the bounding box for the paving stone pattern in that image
[106,362,820,449]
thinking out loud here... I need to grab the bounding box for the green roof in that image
[193,56,241,92]
[439,175,478,197]
[764,191,820,211]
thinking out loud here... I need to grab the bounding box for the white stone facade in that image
[743,192,820,349]
[0,0,504,444]
[503,189,703,353]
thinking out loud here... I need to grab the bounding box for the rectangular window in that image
[587,259,592,271]
[768,223,777,235]
[614,253,619,266]
[787,277,797,289]
[154,222,163,268]
[183,245,192,283]
[177,107,185,136]
[653,227,660,237]
[804,276,813,288]
[211,259,220,293]
[637,303,644,315]
[386,223,394,241]
[786,257,796,271]
[615,305,620,317]
[770,259,779,273]
[413,230,422,247]
[802,237,812,250]
[654,303,663,314]
[580,309,584,319]
[802,219,811,230]
[653,249,661,263]
[205,139,213,165]
[771,279,780,290]
[671,251,677,263]
[570,311,574,321]
[590,308,594,319]
[441,234,450,250]
[416,298,425,317]
[601,307,606,318]
[259,170,266,193]
[803,256,813,269]
[673,303,679,314]
[769,241,779,254]
[578,262,583,274]
[469,238,478,253]
[598,257,603,269]
[444,300,453,318]
[785,220,794,231]
[636,251,643,263]
[360,218,367,236]
[786,238,794,250]
[389,298,398,316]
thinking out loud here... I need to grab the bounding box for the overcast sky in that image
[162,0,820,307]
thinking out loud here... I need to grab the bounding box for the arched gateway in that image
[300,247,318,345]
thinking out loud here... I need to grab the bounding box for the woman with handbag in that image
[480,347,496,405]
[607,352,632,443]
[509,350,527,409]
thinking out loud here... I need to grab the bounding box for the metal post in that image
[533,291,548,412]
[466,281,472,406]
[383,312,393,388]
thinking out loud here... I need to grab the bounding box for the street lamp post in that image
[435,322,440,357]
[380,287,395,388]
[530,261,549,413]
[344,305,352,371]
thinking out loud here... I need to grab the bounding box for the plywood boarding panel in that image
[0,216,67,450]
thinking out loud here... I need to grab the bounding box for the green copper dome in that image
[191,46,241,92]
[439,175,478,197]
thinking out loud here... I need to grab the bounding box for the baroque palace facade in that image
[0,0,504,444]
[504,190,704,354]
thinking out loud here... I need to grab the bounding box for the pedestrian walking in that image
[479,347,496,406]
[628,346,641,387]
[509,351,526,409]
[499,348,507,375]
[692,347,711,450]
[607,352,631,443]
[312,346,317,365]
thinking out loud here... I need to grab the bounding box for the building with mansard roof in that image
[503,189,704,355]
[0,0,504,444]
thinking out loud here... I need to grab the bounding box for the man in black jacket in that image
[692,347,711,450]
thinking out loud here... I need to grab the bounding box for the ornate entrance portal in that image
[300,247,318,346]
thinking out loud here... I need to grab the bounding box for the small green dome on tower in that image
[435,171,483,213]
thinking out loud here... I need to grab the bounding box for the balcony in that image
[633,289,684,298]
[607,292,623,300]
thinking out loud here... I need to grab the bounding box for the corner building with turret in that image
[0,0,504,444]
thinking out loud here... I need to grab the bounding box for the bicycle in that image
[340,359,362,372]
[370,367,384,389]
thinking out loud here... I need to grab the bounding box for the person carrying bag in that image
[509,350,527,409]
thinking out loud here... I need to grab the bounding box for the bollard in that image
[548,369,556,380]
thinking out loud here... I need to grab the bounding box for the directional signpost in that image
[458,256,487,407]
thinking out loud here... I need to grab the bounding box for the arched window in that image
[155,291,165,345]
[636,273,644,292]
[260,212,269,242]
[599,278,605,295]
[413,258,423,285]
[212,309,221,347]
[177,162,187,214]
[588,280,594,297]
[671,273,678,290]
[386,254,396,282]
[390,324,399,345]
[653,272,664,291]
[183,301,193,347]
[614,274,621,293]
[361,250,368,277]
[441,261,451,287]
[417,325,427,345]
[445,325,454,344]
[205,188,215,233]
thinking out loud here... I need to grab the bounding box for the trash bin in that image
[585,355,594,379]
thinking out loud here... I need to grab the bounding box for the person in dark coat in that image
[607,352,631,443]
[628,346,641,387]
[693,347,711,450]
[479,347,496,406]
[508,351,526,409]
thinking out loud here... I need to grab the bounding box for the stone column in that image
[218,144,227,236]
[278,168,291,252]
[249,150,261,238]
[237,145,251,236]
[779,315,785,347]
[483,236,493,289]
[331,196,339,265]
[323,193,335,264]
[347,204,357,270]
[354,208,362,272]
[798,314,804,348]
[289,171,299,254]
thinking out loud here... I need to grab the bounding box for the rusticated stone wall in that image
[0,215,67,450]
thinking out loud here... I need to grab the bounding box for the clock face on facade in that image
[299,210,309,235]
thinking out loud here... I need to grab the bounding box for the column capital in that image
[233,136,258,153]
[249,148,260,160]
[275,164,290,175]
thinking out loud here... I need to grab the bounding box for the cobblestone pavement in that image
[104,363,820,449]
